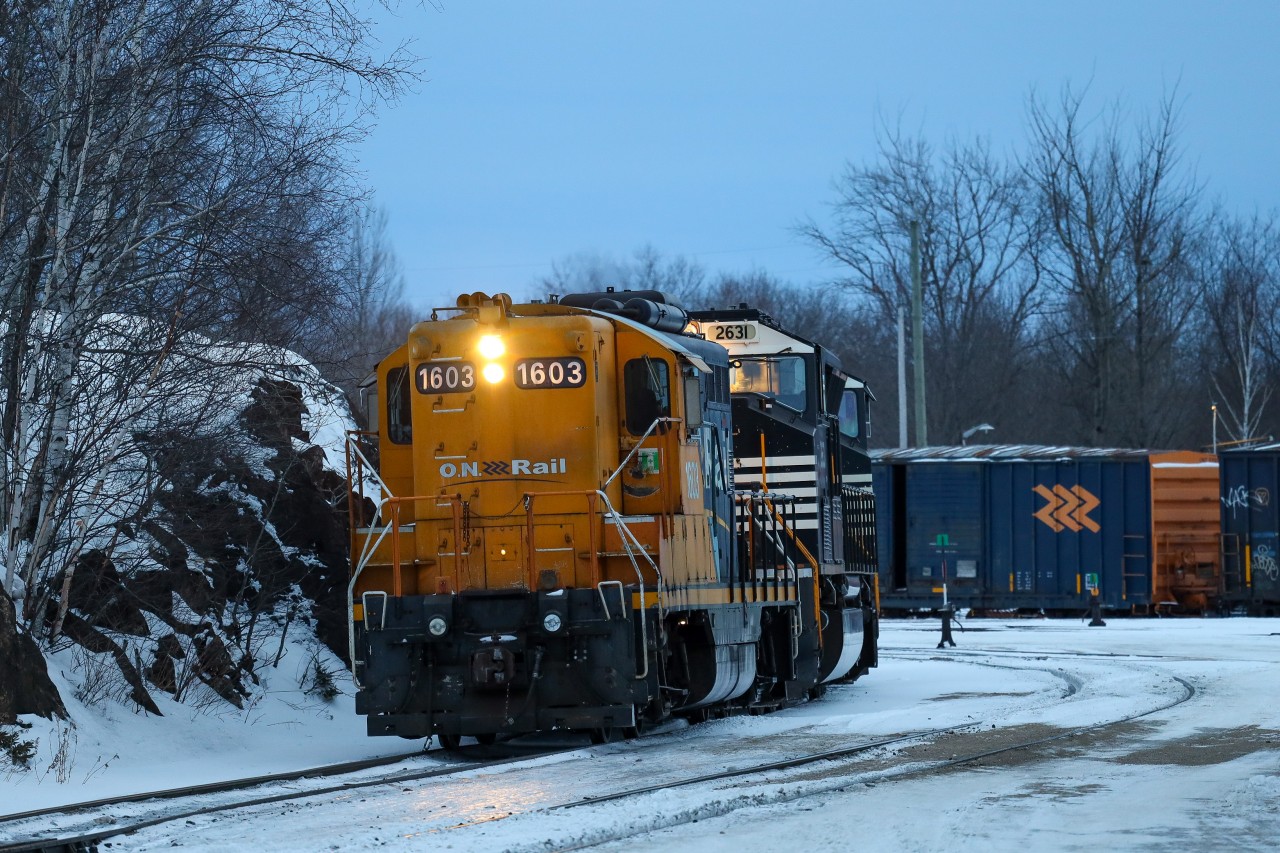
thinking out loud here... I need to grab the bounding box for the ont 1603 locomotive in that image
[345,289,878,745]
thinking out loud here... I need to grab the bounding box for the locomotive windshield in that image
[730,355,807,412]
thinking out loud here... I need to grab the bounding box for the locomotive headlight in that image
[542,612,564,633]
[427,616,448,637]
[482,363,505,383]
[478,334,505,359]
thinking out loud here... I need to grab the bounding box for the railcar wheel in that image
[474,733,497,745]
[436,733,462,750]
[623,713,649,740]
[589,727,623,744]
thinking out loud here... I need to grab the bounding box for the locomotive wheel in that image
[589,726,624,744]
[474,733,497,745]
[623,715,649,740]
[436,733,462,750]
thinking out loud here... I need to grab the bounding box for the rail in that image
[604,416,682,488]
[733,491,816,623]
[523,489,664,680]
[345,430,397,575]
[345,430,399,685]
[345,430,664,680]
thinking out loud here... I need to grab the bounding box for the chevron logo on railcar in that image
[1033,484,1100,533]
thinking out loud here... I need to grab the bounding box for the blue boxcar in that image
[1219,444,1280,613]
[874,446,1219,614]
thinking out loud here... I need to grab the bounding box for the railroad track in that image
[0,740,567,853]
[405,655,1194,852]
[14,652,1191,851]
[0,748,439,829]
[880,643,1195,661]
[528,670,1198,852]
[522,676,1198,845]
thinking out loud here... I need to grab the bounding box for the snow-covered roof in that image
[871,444,1164,463]
[1220,441,1280,454]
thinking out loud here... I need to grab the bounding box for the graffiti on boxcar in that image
[1253,543,1279,582]
[1222,486,1270,518]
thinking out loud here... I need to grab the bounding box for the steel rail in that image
[0,749,436,827]
[538,670,1198,852]
[554,726,968,810]
[411,655,1191,850]
[553,654,1090,811]
[878,644,1220,662]
[0,743,571,853]
[410,656,1078,839]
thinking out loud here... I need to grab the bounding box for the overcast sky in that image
[357,1,1280,310]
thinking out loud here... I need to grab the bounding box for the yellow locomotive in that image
[346,289,877,744]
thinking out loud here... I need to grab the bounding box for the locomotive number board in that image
[514,357,586,389]
[708,322,757,342]
[417,360,476,393]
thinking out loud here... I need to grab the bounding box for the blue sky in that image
[357,1,1280,309]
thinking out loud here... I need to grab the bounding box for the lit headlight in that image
[483,363,505,383]
[427,616,448,637]
[542,612,563,633]
[478,334,505,359]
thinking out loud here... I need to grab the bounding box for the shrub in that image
[1,723,37,769]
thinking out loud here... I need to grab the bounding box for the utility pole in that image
[897,304,907,448]
[910,220,927,447]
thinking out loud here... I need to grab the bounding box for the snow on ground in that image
[608,618,1280,853]
[7,617,1280,852]
[3,633,412,815]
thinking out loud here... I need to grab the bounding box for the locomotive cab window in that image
[839,389,860,439]
[386,365,412,445]
[624,357,670,435]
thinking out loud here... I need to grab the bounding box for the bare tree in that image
[538,245,707,300]
[0,0,413,639]
[799,129,1041,444]
[1026,87,1203,446]
[1195,214,1280,442]
[311,204,417,403]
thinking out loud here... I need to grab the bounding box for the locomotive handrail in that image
[346,430,400,687]
[345,430,398,570]
[521,488,666,602]
[523,488,663,680]
[734,490,820,629]
[603,417,683,488]
[733,491,820,573]
[734,492,800,576]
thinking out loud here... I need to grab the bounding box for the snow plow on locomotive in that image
[345,290,878,744]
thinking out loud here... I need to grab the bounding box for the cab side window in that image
[387,366,412,445]
[624,357,670,435]
[838,389,860,440]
